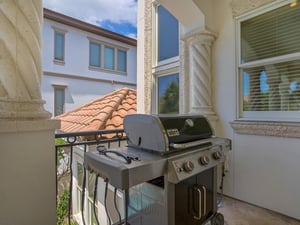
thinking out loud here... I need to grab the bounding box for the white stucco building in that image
[137,0,300,220]
[42,9,137,117]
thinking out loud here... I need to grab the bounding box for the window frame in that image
[53,28,67,64]
[104,46,115,70]
[88,38,128,74]
[236,0,300,122]
[117,49,127,72]
[152,2,180,114]
[53,84,66,117]
[89,42,101,68]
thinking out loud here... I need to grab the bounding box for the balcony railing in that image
[55,129,127,225]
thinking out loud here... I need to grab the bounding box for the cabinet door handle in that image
[193,187,202,220]
[202,186,207,216]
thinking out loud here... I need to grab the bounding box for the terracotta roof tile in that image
[55,88,137,133]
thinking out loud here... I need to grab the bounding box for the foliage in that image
[56,190,69,225]
[56,190,79,225]
[55,138,71,184]
[55,138,68,161]
[160,81,179,114]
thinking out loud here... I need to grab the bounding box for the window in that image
[153,4,180,114]
[104,46,115,70]
[238,1,300,121]
[90,42,101,67]
[54,85,65,116]
[157,5,179,62]
[89,40,127,73]
[117,49,127,72]
[158,73,179,114]
[54,31,65,61]
[87,172,98,225]
[76,162,83,213]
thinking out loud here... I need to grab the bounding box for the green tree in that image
[160,81,179,114]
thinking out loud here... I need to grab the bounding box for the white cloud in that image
[43,0,137,27]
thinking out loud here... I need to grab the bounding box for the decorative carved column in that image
[0,1,59,225]
[0,0,50,119]
[182,30,218,121]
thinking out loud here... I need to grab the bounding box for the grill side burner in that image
[83,114,231,225]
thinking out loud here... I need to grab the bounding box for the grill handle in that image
[193,187,202,220]
[193,186,207,221]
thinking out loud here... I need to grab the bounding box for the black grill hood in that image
[123,114,214,152]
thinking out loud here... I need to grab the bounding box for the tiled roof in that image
[55,88,136,133]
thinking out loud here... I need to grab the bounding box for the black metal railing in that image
[55,129,127,225]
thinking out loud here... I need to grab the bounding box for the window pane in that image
[88,172,96,199]
[55,32,64,60]
[90,42,101,67]
[89,200,98,225]
[158,6,179,62]
[54,87,65,116]
[77,162,83,188]
[117,50,127,72]
[104,46,115,70]
[241,3,300,63]
[242,59,300,111]
[158,73,179,114]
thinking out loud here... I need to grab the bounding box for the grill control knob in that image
[199,155,210,165]
[183,160,194,172]
[213,151,223,160]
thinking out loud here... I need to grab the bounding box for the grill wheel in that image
[211,212,225,225]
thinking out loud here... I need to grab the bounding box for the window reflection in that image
[158,73,179,114]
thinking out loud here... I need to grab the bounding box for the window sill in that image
[230,120,300,138]
[53,59,65,65]
[88,66,127,75]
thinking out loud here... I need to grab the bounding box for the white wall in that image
[41,74,133,115]
[211,0,300,220]
[42,19,137,116]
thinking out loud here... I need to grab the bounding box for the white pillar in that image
[0,1,59,225]
[182,30,218,124]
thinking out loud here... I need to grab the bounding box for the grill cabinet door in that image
[175,168,214,225]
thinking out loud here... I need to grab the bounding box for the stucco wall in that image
[212,0,300,220]
[42,19,137,116]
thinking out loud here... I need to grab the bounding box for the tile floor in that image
[218,196,300,225]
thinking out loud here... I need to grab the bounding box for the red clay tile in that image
[55,88,136,134]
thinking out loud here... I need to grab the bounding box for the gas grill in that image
[84,114,231,225]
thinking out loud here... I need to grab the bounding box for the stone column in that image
[0,1,59,225]
[182,30,218,122]
[0,0,50,119]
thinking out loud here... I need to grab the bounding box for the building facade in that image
[42,9,137,117]
[137,0,300,220]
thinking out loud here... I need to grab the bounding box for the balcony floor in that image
[219,196,300,225]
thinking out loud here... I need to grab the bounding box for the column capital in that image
[0,98,51,120]
[182,29,217,44]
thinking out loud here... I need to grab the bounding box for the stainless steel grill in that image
[84,114,231,225]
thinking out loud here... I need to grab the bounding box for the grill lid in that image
[123,114,214,152]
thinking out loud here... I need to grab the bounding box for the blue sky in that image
[43,0,137,39]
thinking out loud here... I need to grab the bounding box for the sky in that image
[42,0,137,39]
